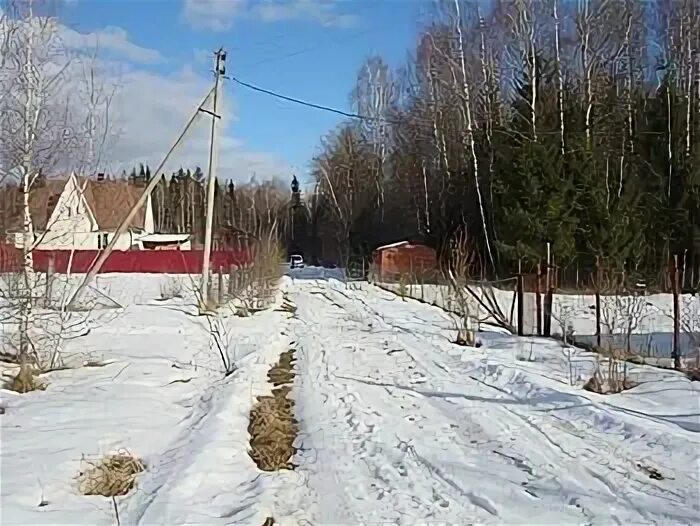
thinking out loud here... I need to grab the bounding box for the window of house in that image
[98,233,109,249]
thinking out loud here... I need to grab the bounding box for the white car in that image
[290,254,305,269]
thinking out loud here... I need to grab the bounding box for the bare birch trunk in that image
[554,0,565,155]
[453,0,495,269]
[579,0,593,151]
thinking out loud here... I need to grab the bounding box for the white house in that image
[10,173,191,251]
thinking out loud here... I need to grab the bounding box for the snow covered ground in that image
[289,278,699,524]
[1,272,699,524]
[376,280,700,358]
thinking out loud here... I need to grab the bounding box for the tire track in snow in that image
[289,282,494,524]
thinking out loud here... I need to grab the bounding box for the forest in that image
[304,0,700,286]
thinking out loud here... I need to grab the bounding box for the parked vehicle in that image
[290,254,305,269]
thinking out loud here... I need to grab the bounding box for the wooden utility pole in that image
[200,48,226,309]
[66,85,216,309]
[672,255,681,370]
[517,259,524,337]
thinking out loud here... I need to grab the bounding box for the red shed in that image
[372,241,437,281]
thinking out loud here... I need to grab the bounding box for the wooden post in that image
[228,263,235,296]
[545,242,551,293]
[542,244,553,337]
[207,267,214,305]
[672,255,681,370]
[595,256,602,348]
[543,288,553,337]
[517,259,524,336]
[535,262,542,336]
[45,255,55,308]
[217,265,224,305]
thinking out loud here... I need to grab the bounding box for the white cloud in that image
[105,65,291,181]
[180,0,247,32]
[253,0,358,28]
[181,0,358,32]
[1,13,290,182]
[60,25,164,64]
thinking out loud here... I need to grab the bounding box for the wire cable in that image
[230,75,389,123]
[230,75,666,137]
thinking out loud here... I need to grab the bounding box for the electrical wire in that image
[229,75,666,136]
[235,29,375,71]
[230,75,390,123]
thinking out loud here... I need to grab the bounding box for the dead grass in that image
[5,364,46,393]
[583,352,637,394]
[76,450,145,497]
[248,350,298,471]
[275,293,297,314]
[685,368,700,381]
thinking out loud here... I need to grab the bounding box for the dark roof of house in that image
[77,177,146,230]
[9,177,146,232]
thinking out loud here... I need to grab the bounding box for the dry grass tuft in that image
[76,450,145,497]
[248,350,298,471]
[6,364,46,393]
[583,353,637,394]
[267,350,295,385]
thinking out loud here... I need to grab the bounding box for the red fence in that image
[0,244,252,274]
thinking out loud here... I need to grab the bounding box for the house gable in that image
[43,173,97,235]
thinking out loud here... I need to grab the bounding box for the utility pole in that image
[200,48,226,309]
[66,85,216,309]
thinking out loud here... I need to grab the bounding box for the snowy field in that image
[1,271,699,524]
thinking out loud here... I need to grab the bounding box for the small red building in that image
[372,241,437,281]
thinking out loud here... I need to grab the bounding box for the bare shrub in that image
[584,350,636,394]
[228,237,284,313]
[515,341,535,362]
[4,363,46,393]
[597,268,652,355]
[552,305,576,385]
[442,228,478,346]
[76,451,145,497]
[204,313,236,377]
[159,277,184,300]
[681,295,700,368]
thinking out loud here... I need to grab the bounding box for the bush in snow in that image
[584,350,636,394]
[159,277,184,300]
[3,363,46,393]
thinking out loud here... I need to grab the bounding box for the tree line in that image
[296,0,700,286]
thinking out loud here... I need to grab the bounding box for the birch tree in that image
[351,55,396,218]
[0,0,114,368]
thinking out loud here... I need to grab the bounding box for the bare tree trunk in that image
[578,0,593,151]
[453,0,495,270]
[553,0,566,155]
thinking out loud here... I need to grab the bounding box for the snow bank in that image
[0,274,297,525]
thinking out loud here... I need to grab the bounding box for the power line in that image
[230,75,667,137]
[236,28,374,71]
[230,75,387,122]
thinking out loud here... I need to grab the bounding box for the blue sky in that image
[58,0,431,184]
